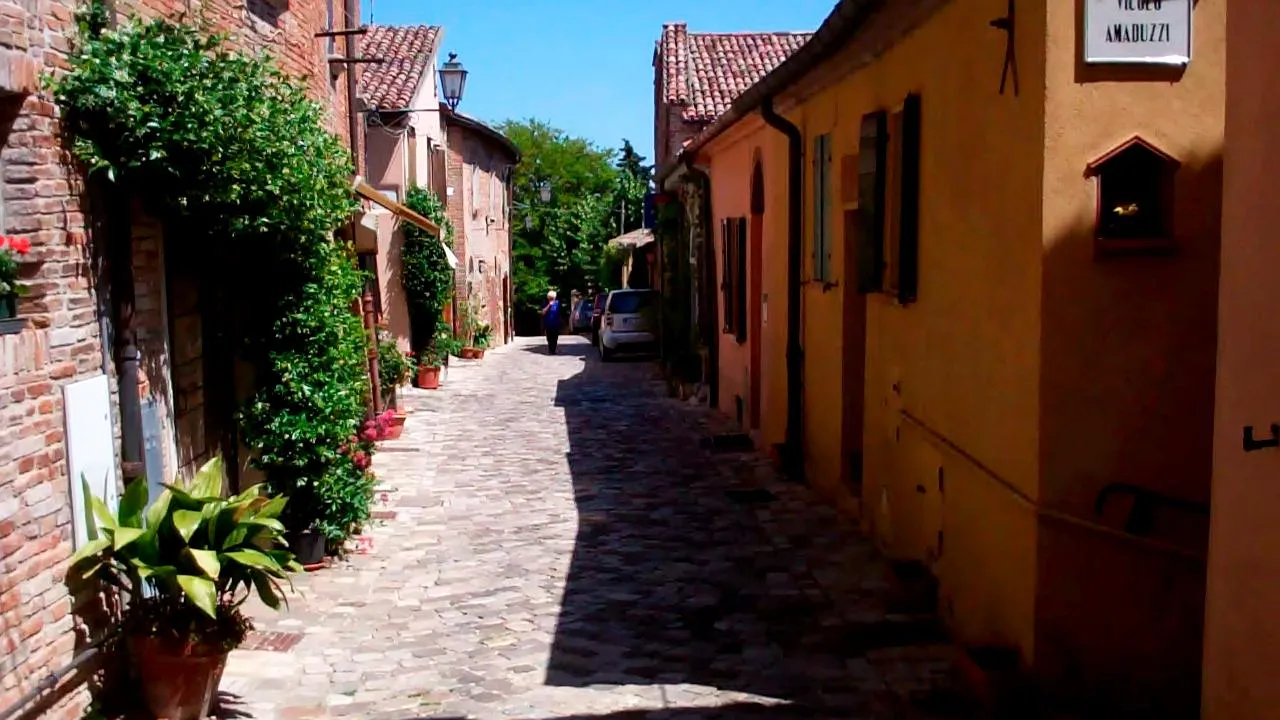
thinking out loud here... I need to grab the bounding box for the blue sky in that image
[363,0,834,164]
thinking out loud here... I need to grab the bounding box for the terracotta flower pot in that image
[417,365,441,390]
[473,348,486,359]
[129,636,228,720]
[384,413,406,440]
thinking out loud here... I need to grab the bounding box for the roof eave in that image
[680,0,880,160]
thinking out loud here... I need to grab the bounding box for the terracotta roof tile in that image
[657,23,813,123]
[358,24,442,110]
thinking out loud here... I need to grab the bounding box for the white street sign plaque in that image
[1084,0,1192,66]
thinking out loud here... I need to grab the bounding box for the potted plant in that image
[376,332,412,413]
[415,345,443,390]
[0,235,30,320]
[70,456,301,720]
[471,323,492,359]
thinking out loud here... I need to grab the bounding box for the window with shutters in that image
[811,133,833,282]
[720,217,748,340]
[855,93,921,305]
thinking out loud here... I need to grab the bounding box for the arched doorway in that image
[749,154,764,431]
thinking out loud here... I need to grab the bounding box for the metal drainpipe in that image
[760,97,805,482]
[680,158,717,409]
[106,183,144,480]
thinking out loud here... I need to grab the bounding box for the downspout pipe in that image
[681,156,718,410]
[760,97,804,481]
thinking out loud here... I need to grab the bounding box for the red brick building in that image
[443,108,520,346]
[0,0,360,716]
[653,23,811,172]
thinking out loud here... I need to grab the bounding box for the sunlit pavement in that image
[218,335,966,720]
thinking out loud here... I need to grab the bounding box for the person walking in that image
[541,290,561,354]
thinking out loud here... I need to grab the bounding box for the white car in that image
[598,289,658,362]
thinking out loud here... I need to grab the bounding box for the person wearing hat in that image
[541,290,562,354]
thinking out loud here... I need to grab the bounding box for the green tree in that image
[501,119,619,331]
[613,139,652,235]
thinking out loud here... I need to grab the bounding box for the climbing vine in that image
[52,10,372,541]
[400,185,454,361]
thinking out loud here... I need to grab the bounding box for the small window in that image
[1087,136,1178,255]
[811,133,833,282]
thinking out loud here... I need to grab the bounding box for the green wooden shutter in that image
[897,93,922,305]
[811,134,822,281]
[812,134,833,282]
[735,217,748,343]
[821,135,833,282]
[857,111,887,294]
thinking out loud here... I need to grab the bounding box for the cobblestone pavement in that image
[219,335,967,720]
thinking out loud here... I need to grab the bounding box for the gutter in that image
[760,98,805,481]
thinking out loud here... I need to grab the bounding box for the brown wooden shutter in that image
[735,217,748,343]
[897,93,922,305]
[857,111,887,293]
[431,145,448,206]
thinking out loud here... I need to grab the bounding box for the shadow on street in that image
[540,339,968,718]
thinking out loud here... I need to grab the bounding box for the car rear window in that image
[608,292,655,314]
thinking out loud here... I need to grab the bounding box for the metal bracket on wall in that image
[990,0,1019,96]
[1243,423,1280,452]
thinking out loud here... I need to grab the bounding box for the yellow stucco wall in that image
[704,121,791,453]
[775,0,1049,656]
[1035,0,1223,711]
[1203,3,1280,717]
[697,0,1222,708]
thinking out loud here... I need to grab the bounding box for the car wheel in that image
[600,344,613,362]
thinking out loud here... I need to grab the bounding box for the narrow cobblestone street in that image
[218,335,963,720]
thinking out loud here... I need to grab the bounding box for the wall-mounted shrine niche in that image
[1086,136,1180,257]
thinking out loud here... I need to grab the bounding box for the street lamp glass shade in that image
[539,181,552,203]
[440,52,468,110]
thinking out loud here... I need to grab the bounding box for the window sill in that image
[0,317,29,336]
[1095,237,1177,258]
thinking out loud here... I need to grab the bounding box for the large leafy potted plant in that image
[70,456,301,720]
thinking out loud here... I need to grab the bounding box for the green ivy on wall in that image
[52,9,372,542]
[400,186,454,361]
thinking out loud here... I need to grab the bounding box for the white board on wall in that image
[65,374,119,549]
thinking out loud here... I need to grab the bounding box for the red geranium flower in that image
[9,237,30,254]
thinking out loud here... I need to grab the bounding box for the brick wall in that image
[0,0,357,716]
[445,122,512,345]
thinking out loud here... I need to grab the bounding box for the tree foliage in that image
[53,11,371,542]
[501,121,656,332]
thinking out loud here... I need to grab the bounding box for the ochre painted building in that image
[665,0,1223,713]
[1202,1,1280,717]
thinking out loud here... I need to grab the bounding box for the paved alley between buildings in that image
[218,335,965,720]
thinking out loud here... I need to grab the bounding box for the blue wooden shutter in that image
[857,112,887,293]
[897,93,922,305]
